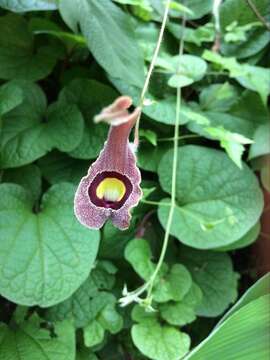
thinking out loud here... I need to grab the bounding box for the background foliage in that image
[0,0,269,359]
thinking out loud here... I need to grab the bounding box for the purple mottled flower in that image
[74,96,142,230]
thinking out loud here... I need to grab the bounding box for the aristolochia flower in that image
[74,96,142,230]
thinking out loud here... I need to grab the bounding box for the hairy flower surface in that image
[74,96,142,230]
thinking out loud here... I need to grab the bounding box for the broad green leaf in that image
[0,14,57,81]
[0,183,100,306]
[0,81,23,116]
[132,319,190,360]
[179,247,238,317]
[0,81,84,168]
[249,123,270,160]
[216,222,260,252]
[83,320,105,348]
[38,151,89,185]
[0,316,75,360]
[158,146,263,249]
[219,273,270,324]
[153,264,192,303]
[160,302,196,326]
[205,126,253,168]
[125,238,155,280]
[199,83,239,112]
[0,0,57,11]
[183,295,270,360]
[2,164,42,202]
[59,0,144,87]
[59,79,117,159]
[46,263,116,328]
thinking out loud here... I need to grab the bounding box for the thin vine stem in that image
[146,17,186,300]
[134,0,172,147]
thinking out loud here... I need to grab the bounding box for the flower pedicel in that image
[74,96,142,230]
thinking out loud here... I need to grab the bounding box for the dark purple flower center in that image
[88,171,133,210]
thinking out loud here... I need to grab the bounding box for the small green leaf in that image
[0,183,100,306]
[0,14,57,81]
[0,81,23,116]
[158,146,263,249]
[140,129,157,146]
[0,316,75,360]
[205,126,253,168]
[125,238,155,281]
[153,264,192,303]
[132,319,190,360]
[83,320,105,348]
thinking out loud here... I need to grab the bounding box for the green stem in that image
[146,17,186,299]
[134,0,172,146]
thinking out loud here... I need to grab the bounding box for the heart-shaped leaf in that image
[0,14,57,81]
[158,145,263,249]
[0,182,100,306]
[0,81,84,168]
[0,316,75,360]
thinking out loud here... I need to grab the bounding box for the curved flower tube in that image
[74,96,142,230]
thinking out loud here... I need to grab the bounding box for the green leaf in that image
[0,81,23,116]
[125,238,155,280]
[203,50,270,104]
[140,129,157,146]
[154,0,212,20]
[0,182,100,306]
[138,142,172,172]
[59,0,144,87]
[216,222,260,252]
[205,126,253,168]
[0,0,57,11]
[160,302,196,326]
[160,55,207,88]
[199,83,239,112]
[132,319,190,360]
[0,316,75,360]
[38,151,89,185]
[46,263,115,328]
[0,81,84,168]
[59,79,117,159]
[158,145,263,249]
[183,295,270,360]
[97,301,123,334]
[179,247,238,317]
[249,123,270,160]
[83,320,105,348]
[0,14,57,81]
[168,22,215,46]
[2,164,42,202]
[153,264,192,303]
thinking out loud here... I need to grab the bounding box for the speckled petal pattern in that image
[74,97,142,230]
